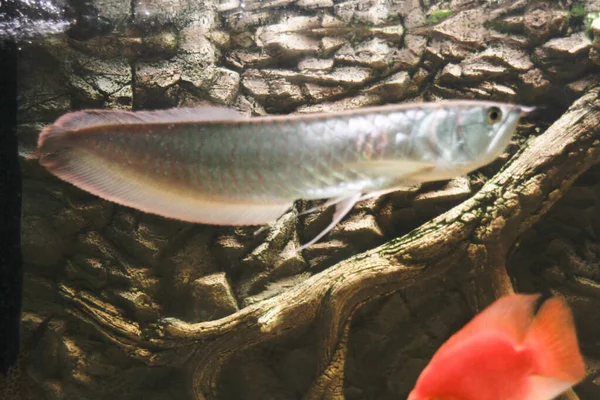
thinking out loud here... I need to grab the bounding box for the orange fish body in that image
[408,294,586,400]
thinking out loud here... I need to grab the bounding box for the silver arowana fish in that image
[36,101,531,249]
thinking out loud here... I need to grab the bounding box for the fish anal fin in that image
[41,148,290,226]
[525,297,586,383]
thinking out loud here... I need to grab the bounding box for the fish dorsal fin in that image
[40,107,246,140]
[524,297,586,383]
[344,160,436,180]
[440,294,540,353]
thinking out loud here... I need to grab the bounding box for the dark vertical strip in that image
[130,59,138,109]
[0,36,22,374]
[130,0,136,24]
[130,0,137,110]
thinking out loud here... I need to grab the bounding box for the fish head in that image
[428,101,532,169]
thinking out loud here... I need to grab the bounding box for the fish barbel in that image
[36,101,531,249]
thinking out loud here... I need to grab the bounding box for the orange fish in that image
[407,294,586,400]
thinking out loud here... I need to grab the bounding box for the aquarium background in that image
[1,0,600,399]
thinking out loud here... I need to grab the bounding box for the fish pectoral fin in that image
[297,193,361,251]
[344,160,436,179]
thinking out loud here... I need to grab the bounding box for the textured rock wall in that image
[10,0,600,399]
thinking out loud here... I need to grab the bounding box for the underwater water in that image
[0,0,69,41]
[2,0,600,399]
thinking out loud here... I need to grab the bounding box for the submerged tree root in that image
[64,90,600,399]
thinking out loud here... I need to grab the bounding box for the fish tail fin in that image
[37,133,77,174]
[37,117,75,158]
[37,110,112,163]
[525,297,586,383]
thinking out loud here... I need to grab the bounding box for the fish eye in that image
[486,107,502,124]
